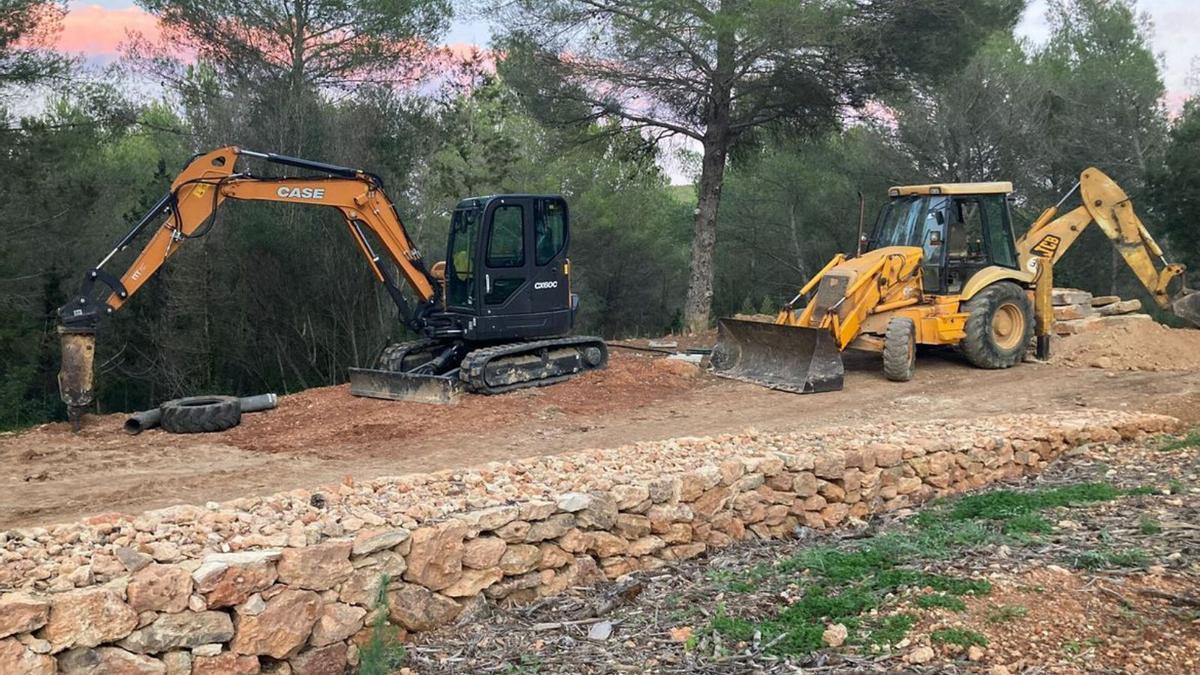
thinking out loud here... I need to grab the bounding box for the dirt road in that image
[4,346,1200,529]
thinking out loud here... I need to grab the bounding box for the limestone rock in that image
[386,584,461,632]
[441,567,503,598]
[116,548,154,573]
[454,505,518,531]
[310,603,366,647]
[555,492,592,512]
[40,586,139,652]
[58,646,166,674]
[192,653,260,675]
[162,651,191,675]
[0,637,54,675]
[231,589,322,659]
[119,611,234,653]
[906,645,935,664]
[499,544,542,575]
[277,541,353,591]
[192,550,281,608]
[462,537,507,570]
[822,623,847,648]
[0,593,50,638]
[350,529,409,557]
[524,514,576,542]
[289,642,347,675]
[403,521,467,591]
[128,564,193,613]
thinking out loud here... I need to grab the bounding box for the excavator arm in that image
[56,146,440,426]
[60,146,437,330]
[1016,167,1200,324]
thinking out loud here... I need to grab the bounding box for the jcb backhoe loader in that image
[711,167,1200,393]
[56,146,608,427]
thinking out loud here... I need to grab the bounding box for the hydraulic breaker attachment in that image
[58,329,97,431]
[348,368,463,404]
[710,318,844,394]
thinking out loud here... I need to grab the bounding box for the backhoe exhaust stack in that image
[58,328,96,432]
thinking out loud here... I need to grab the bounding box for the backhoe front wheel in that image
[882,317,916,382]
[960,281,1033,369]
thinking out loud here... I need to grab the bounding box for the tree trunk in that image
[683,137,729,333]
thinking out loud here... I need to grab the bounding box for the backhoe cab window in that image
[872,196,924,248]
[447,207,480,307]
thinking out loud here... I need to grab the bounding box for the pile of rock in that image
[0,410,1178,674]
[1052,287,1146,335]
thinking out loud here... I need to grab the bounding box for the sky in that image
[56,0,1198,100]
[51,0,1199,184]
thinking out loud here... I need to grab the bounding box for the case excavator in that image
[711,167,1200,393]
[56,146,608,428]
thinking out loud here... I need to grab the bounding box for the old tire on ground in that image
[159,396,241,433]
[960,281,1033,369]
[882,316,916,382]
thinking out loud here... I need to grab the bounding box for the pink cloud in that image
[57,5,158,57]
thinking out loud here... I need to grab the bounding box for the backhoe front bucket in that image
[348,368,463,404]
[710,318,844,394]
[1171,291,1200,328]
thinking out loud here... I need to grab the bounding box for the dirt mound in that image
[1052,315,1200,371]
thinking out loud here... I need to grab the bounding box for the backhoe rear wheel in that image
[960,281,1033,369]
[882,317,916,382]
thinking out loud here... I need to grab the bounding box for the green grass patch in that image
[947,483,1123,522]
[986,604,1028,624]
[1138,516,1162,535]
[915,593,967,612]
[1158,431,1200,452]
[931,627,988,648]
[706,480,1144,659]
[1069,548,1150,570]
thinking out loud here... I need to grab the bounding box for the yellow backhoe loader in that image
[57,147,608,428]
[711,167,1200,393]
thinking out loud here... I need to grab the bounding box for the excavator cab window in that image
[447,206,481,308]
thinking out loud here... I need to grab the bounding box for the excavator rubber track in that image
[459,336,609,395]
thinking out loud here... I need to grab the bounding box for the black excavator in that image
[56,146,607,427]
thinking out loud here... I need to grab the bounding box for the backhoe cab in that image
[712,168,1200,394]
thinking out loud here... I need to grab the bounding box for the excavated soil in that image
[5,329,1200,529]
[1051,316,1200,371]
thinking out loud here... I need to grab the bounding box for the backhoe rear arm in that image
[1017,167,1187,310]
[59,147,437,331]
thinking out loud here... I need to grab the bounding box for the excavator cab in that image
[437,195,576,341]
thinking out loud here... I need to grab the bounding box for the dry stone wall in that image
[0,410,1178,674]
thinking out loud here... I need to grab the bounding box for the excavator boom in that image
[57,147,443,424]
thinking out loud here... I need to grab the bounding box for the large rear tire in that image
[960,282,1033,369]
[159,396,241,433]
[882,317,916,382]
